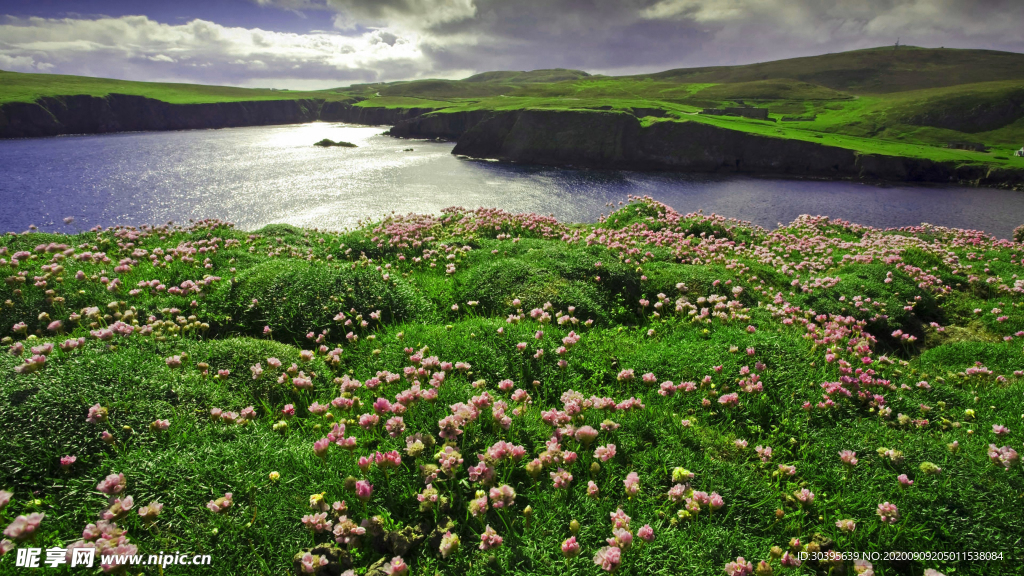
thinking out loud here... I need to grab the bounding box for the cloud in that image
[636,0,1024,63]
[1,1,1022,89]
[0,14,444,88]
[258,0,1024,77]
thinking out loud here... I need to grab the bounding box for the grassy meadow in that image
[0,71,353,105]
[1,198,1023,575]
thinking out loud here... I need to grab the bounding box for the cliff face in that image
[387,110,492,141]
[318,102,438,126]
[3,94,1021,187]
[0,95,437,139]
[386,108,1022,187]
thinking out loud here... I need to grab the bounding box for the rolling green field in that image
[0,70,353,105]
[1,199,1023,575]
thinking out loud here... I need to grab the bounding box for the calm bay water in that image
[2,122,1023,237]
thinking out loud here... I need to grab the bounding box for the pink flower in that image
[898,474,914,487]
[839,450,858,466]
[593,546,621,572]
[877,502,899,524]
[206,492,233,513]
[488,485,516,509]
[102,497,134,523]
[587,481,600,498]
[355,480,373,503]
[96,473,126,495]
[358,456,372,473]
[668,483,688,503]
[755,445,773,462]
[561,536,581,558]
[137,501,163,521]
[836,519,856,533]
[313,438,330,459]
[574,425,599,446]
[734,439,748,449]
[617,369,634,381]
[386,416,406,437]
[375,450,402,470]
[439,531,460,558]
[86,404,108,424]
[718,393,739,407]
[165,355,182,368]
[637,524,655,542]
[594,444,617,462]
[780,552,801,568]
[300,553,328,574]
[606,527,633,551]
[623,472,640,497]
[609,508,630,530]
[383,556,408,576]
[550,468,573,489]
[60,455,77,469]
[3,513,44,541]
[359,413,380,430]
[992,424,1010,436]
[282,404,295,418]
[988,445,1020,469]
[724,556,754,576]
[373,397,393,414]
[479,525,503,550]
[709,492,725,510]
[794,488,815,506]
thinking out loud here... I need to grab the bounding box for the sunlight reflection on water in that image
[2,122,1023,237]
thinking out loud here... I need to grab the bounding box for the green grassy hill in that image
[0,70,352,105]
[640,46,1024,94]
[3,46,1024,168]
[2,198,1023,575]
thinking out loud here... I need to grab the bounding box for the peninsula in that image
[2,46,1023,188]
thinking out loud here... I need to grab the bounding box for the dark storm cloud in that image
[1,0,1022,88]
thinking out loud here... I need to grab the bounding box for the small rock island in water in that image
[313,138,357,148]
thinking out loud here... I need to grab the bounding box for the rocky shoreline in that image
[0,94,431,139]
[390,108,1024,190]
[2,94,1021,189]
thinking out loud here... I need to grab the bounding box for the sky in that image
[1,0,1023,90]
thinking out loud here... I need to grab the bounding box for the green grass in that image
[1,199,1023,575]
[0,70,353,105]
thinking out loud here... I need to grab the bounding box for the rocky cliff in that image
[3,94,1021,188]
[0,94,436,139]
[390,108,1024,188]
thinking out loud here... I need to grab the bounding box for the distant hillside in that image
[462,68,590,83]
[340,68,592,99]
[0,70,352,105]
[641,46,1024,94]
